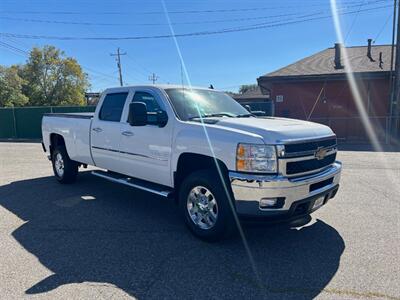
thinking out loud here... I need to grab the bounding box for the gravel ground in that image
[0,142,399,300]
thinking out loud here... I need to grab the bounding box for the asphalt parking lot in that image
[0,142,399,300]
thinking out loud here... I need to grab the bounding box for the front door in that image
[91,91,129,172]
[119,89,173,187]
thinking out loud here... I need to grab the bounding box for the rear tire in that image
[52,146,78,184]
[179,169,236,242]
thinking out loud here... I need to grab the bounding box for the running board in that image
[91,170,173,198]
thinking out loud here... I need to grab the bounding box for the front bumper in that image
[229,162,342,219]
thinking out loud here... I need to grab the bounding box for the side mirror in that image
[156,110,168,127]
[128,102,147,126]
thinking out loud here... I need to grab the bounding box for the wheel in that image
[52,146,78,184]
[179,169,236,242]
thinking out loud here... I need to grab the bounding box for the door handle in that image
[92,127,103,133]
[121,131,134,137]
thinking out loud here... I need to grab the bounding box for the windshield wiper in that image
[188,113,234,120]
[236,113,255,118]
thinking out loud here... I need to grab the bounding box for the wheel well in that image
[49,133,65,155]
[174,153,230,193]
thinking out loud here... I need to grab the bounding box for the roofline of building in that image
[260,44,392,78]
[257,71,391,83]
[325,44,391,49]
[260,48,328,78]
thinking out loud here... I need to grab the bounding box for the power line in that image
[81,65,119,80]
[0,38,119,86]
[373,11,394,43]
[82,24,149,84]
[0,0,389,15]
[0,48,25,57]
[0,40,29,55]
[0,4,391,41]
[0,11,356,27]
[123,54,157,80]
[344,0,366,42]
[0,8,336,85]
[1,35,31,48]
[0,0,388,27]
[0,13,300,27]
[83,66,115,79]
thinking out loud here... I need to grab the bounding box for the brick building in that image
[257,42,393,142]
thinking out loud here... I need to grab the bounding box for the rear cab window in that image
[99,92,129,122]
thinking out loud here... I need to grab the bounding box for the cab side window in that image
[99,92,128,122]
[131,92,162,124]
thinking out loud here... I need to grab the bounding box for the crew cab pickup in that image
[42,85,342,241]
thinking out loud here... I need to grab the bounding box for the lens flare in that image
[330,0,381,150]
[330,0,400,195]
[161,0,263,290]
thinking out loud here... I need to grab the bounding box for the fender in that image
[171,121,264,181]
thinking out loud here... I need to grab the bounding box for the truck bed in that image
[43,112,94,119]
[42,112,94,166]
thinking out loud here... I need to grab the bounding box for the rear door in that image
[91,91,130,172]
[119,88,173,186]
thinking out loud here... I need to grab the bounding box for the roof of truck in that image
[104,84,217,92]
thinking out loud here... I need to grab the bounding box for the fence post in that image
[12,107,18,139]
[385,117,390,144]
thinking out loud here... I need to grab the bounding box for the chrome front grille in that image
[286,152,336,175]
[278,136,337,177]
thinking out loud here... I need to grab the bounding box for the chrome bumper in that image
[229,162,342,217]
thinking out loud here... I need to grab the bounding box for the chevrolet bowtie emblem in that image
[315,147,328,160]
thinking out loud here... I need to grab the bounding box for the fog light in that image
[260,198,278,208]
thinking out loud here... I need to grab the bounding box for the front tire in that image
[179,169,236,242]
[52,146,78,184]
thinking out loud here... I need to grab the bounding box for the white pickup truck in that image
[42,85,342,241]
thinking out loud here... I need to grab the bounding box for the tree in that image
[239,84,258,94]
[0,65,29,107]
[21,46,89,106]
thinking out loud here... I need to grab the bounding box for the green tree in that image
[21,46,89,106]
[239,84,258,94]
[0,65,29,107]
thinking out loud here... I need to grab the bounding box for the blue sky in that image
[0,0,394,92]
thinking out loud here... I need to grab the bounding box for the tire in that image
[51,146,78,184]
[179,169,236,242]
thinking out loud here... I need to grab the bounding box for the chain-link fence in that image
[309,116,400,144]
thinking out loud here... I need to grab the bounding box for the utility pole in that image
[390,0,400,139]
[110,48,126,86]
[148,73,159,84]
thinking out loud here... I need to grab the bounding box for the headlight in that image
[236,144,277,173]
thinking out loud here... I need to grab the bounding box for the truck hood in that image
[215,117,334,144]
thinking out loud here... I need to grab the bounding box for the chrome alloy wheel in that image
[187,186,218,230]
[54,153,65,177]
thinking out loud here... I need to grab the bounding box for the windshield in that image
[165,88,250,121]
